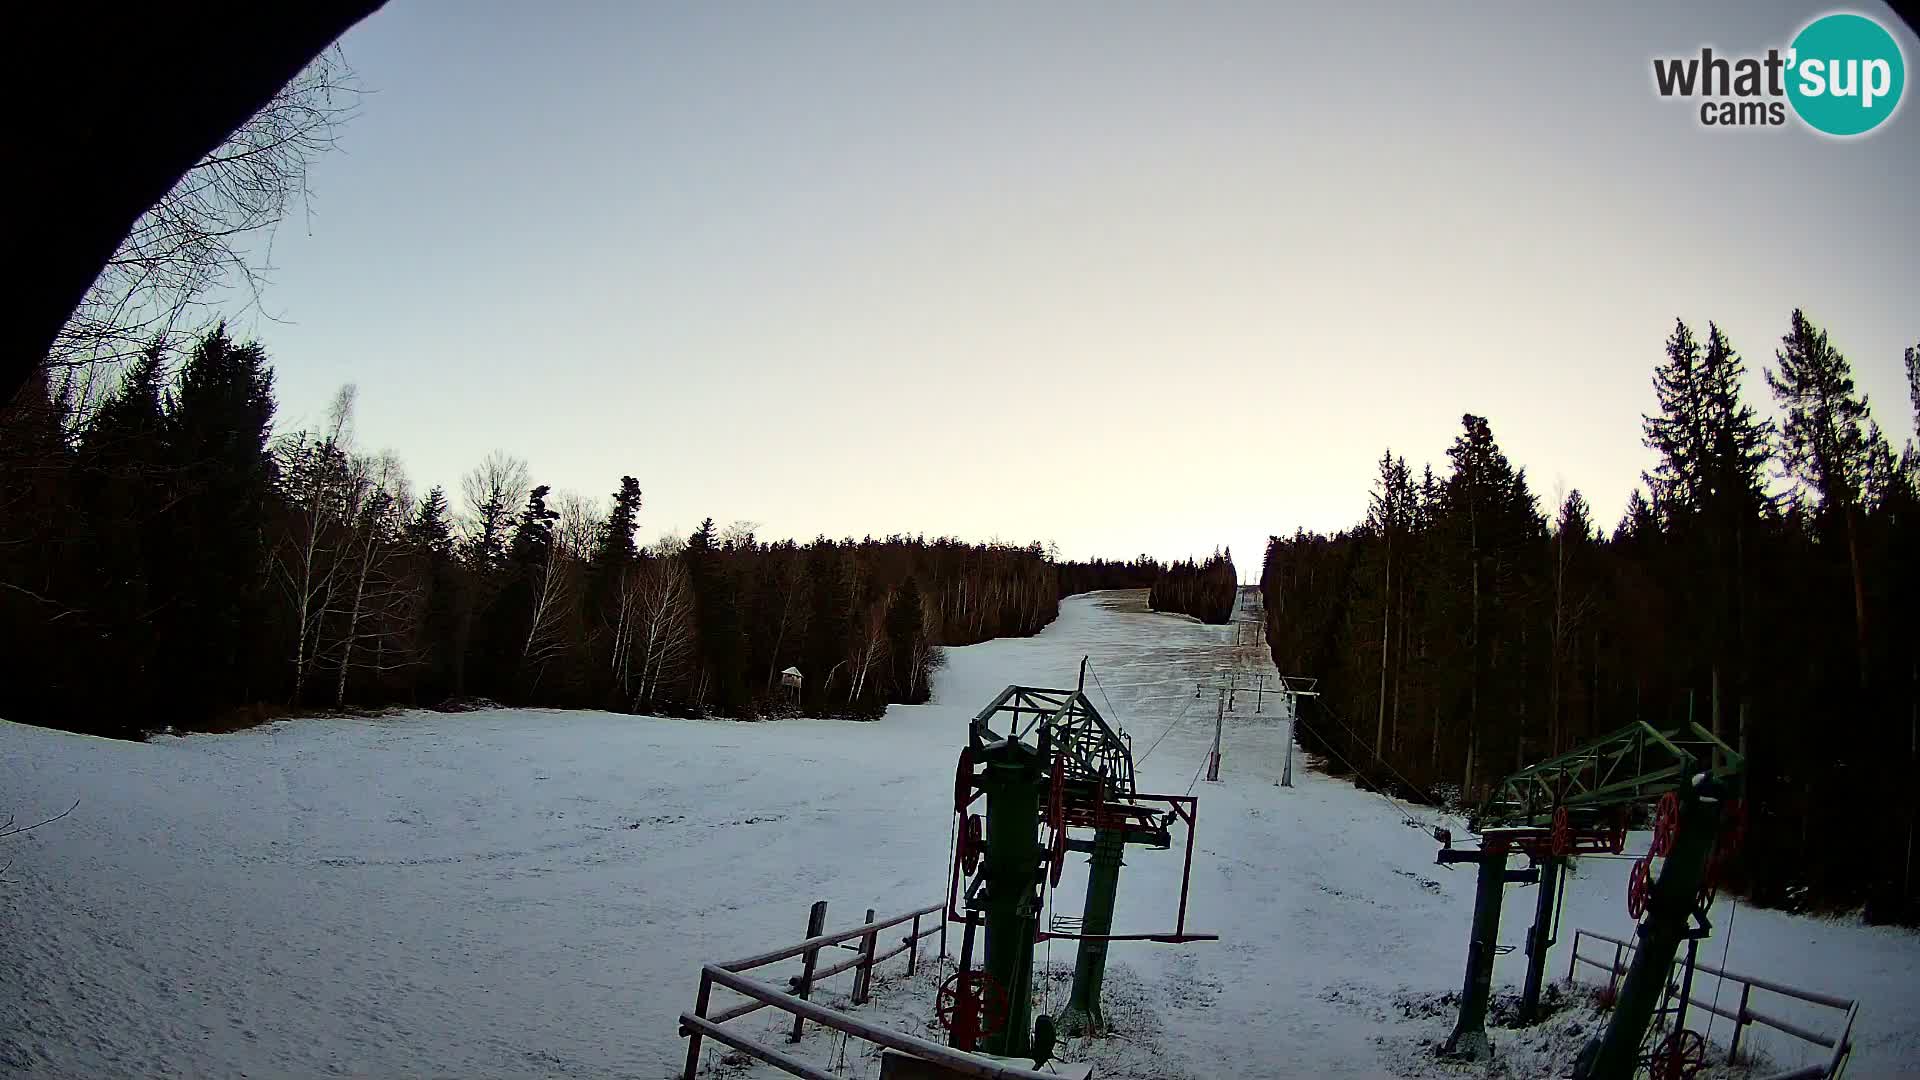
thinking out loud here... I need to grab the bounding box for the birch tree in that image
[272,385,355,703]
[632,555,697,711]
[330,451,414,707]
[848,598,890,703]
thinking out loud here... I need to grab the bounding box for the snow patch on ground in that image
[2,591,1916,1079]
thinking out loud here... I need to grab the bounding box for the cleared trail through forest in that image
[1,591,1914,1079]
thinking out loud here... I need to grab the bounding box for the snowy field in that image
[2,591,1916,1079]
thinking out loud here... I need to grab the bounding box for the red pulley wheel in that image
[936,970,1008,1048]
[1627,855,1652,921]
[1652,792,1680,858]
[960,814,984,875]
[1649,1028,1707,1080]
[954,746,975,815]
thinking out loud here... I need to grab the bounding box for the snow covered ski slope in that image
[1,591,1915,1078]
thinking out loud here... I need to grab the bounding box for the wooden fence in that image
[1567,927,1858,1080]
[679,899,1059,1080]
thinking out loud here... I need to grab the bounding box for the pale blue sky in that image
[245,2,1920,576]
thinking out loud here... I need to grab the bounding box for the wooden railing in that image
[1567,927,1858,1079]
[679,899,1056,1080]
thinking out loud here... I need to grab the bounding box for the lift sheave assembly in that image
[941,676,1216,1062]
[1433,719,1748,1080]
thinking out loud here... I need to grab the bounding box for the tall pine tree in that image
[1768,310,1875,685]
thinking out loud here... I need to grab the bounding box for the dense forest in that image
[0,327,1100,737]
[1150,551,1239,624]
[1261,312,1919,923]
[1056,556,1164,598]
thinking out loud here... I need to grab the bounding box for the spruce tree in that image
[154,325,278,718]
[802,542,853,712]
[1440,413,1541,795]
[509,485,559,565]
[406,486,466,700]
[1643,319,1708,521]
[596,477,642,566]
[405,487,456,559]
[76,348,170,716]
[1768,309,1875,683]
[684,517,747,713]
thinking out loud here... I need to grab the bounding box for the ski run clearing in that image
[2,591,1915,1079]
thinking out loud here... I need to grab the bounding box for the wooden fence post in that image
[789,900,828,1043]
[1728,982,1752,1063]
[1567,930,1580,983]
[853,907,878,1005]
[939,911,948,961]
[907,912,922,977]
[683,969,712,1080]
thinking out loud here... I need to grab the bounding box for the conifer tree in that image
[684,517,747,712]
[155,325,278,717]
[1768,310,1875,683]
[406,486,466,700]
[405,487,456,559]
[802,542,853,712]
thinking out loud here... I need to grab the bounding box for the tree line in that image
[1149,551,1239,624]
[1260,311,1919,922]
[1056,555,1163,597]
[0,327,1095,736]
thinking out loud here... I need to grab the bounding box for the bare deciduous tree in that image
[632,555,696,711]
[521,542,574,685]
[720,520,761,551]
[552,491,604,563]
[330,450,415,707]
[848,598,889,702]
[459,451,530,571]
[49,49,361,413]
[272,384,356,702]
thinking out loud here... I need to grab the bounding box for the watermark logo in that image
[1652,11,1906,136]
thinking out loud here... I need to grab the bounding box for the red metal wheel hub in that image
[1651,791,1680,858]
[1627,855,1652,921]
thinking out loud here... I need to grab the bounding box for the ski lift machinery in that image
[941,661,1217,1060]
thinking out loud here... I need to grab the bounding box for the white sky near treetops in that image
[239,2,1918,579]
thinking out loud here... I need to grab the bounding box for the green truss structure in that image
[1472,721,1744,833]
[970,684,1136,799]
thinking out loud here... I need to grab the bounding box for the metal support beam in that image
[1519,856,1561,1025]
[1442,838,1510,1061]
[1057,826,1126,1036]
[1575,783,1727,1080]
[977,739,1043,1059]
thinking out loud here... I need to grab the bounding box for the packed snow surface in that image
[2,591,1915,1078]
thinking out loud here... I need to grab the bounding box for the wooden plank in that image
[721,903,943,972]
[679,1013,841,1080]
[808,950,865,984]
[682,971,712,1080]
[705,966,1060,1080]
[693,995,776,1029]
[1745,1007,1838,1049]
[790,900,828,1043]
[853,907,878,1005]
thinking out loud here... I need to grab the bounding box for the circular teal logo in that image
[1787,13,1905,136]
